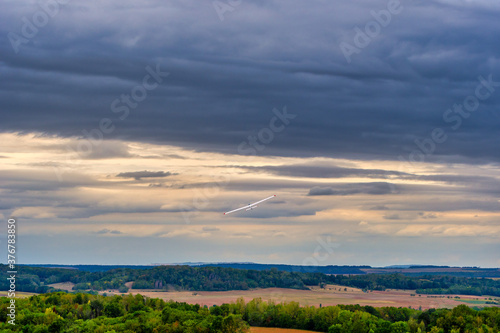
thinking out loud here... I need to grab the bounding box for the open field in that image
[0,291,36,298]
[48,282,75,292]
[250,328,315,333]
[98,284,500,310]
[458,299,498,306]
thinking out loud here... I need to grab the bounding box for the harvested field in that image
[101,284,500,309]
[48,282,75,292]
[0,291,36,298]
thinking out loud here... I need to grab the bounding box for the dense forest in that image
[0,265,321,293]
[328,275,500,297]
[195,263,368,275]
[25,264,369,275]
[2,265,500,297]
[1,292,499,332]
[26,264,500,278]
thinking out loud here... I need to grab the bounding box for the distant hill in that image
[193,263,369,275]
[21,263,500,278]
[362,266,500,278]
[22,263,369,274]
[23,264,155,272]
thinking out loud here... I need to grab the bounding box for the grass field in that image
[0,291,36,298]
[48,282,75,292]
[458,299,496,305]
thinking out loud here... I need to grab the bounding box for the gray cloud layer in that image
[1,0,499,162]
[308,183,398,196]
[2,1,500,266]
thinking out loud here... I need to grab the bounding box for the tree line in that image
[1,292,499,332]
[0,265,319,293]
[2,265,500,297]
[328,274,500,297]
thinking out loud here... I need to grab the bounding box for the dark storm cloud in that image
[383,213,402,220]
[389,198,500,213]
[307,187,337,196]
[238,164,409,179]
[228,163,500,194]
[157,169,500,200]
[84,142,133,159]
[116,170,175,180]
[94,229,123,235]
[308,182,398,196]
[418,212,437,219]
[1,0,499,162]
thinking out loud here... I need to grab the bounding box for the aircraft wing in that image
[224,195,276,215]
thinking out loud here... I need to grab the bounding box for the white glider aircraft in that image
[224,195,276,215]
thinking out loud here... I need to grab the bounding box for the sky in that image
[0,0,499,267]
